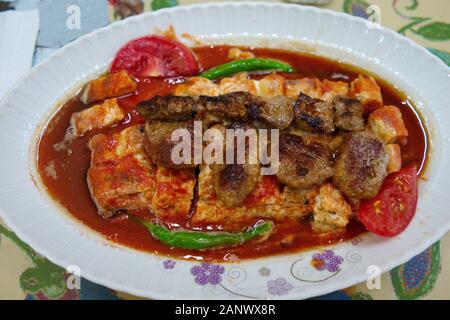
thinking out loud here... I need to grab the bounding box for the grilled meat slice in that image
[211,163,260,207]
[248,95,295,129]
[276,133,334,189]
[198,91,250,120]
[333,96,365,132]
[210,122,261,207]
[288,127,343,153]
[143,120,197,169]
[139,91,295,129]
[333,131,388,199]
[137,95,196,121]
[294,93,335,134]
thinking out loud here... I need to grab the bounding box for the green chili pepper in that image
[130,216,274,250]
[199,58,295,80]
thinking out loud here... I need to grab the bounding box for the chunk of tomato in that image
[110,36,199,78]
[357,164,418,237]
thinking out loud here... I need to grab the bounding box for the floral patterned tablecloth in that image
[0,0,449,300]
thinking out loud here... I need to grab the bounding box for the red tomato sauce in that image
[37,46,428,261]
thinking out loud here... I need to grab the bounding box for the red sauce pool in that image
[37,46,428,261]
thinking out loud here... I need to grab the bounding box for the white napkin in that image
[0,9,39,99]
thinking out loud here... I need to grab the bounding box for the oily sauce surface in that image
[37,46,428,261]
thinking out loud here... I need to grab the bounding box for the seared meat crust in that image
[333,131,388,199]
[333,96,365,132]
[276,134,334,189]
[139,91,295,129]
[199,91,249,120]
[137,95,196,121]
[248,95,295,129]
[143,120,197,169]
[210,122,260,207]
[211,163,260,207]
[294,93,335,133]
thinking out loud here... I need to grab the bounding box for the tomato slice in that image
[110,36,199,78]
[357,164,418,237]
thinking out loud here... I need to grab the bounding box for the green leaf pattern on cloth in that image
[0,224,68,299]
[415,22,450,41]
[390,242,441,300]
[151,0,179,11]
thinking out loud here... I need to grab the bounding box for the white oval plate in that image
[0,2,449,300]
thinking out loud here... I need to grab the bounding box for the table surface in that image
[0,0,449,300]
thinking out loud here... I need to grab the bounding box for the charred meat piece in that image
[141,92,295,129]
[333,96,365,132]
[211,163,260,207]
[288,127,343,153]
[276,134,334,189]
[333,131,388,199]
[294,93,335,134]
[143,120,197,169]
[137,95,196,121]
[248,95,295,129]
[210,122,260,207]
[199,91,250,120]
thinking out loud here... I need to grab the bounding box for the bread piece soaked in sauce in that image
[350,75,383,111]
[192,166,314,228]
[80,70,137,104]
[152,166,196,222]
[286,78,323,99]
[386,144,402,174]
[321,80,350,102]
[367,105,409,145]
[87,125,156,218]
[174,77,220,97]
[227,48,256,60]
[174,74,351,103]
[67,98,125,139]
[333,131,388,199]
[218,75,258,95]
[311,183,352,234]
